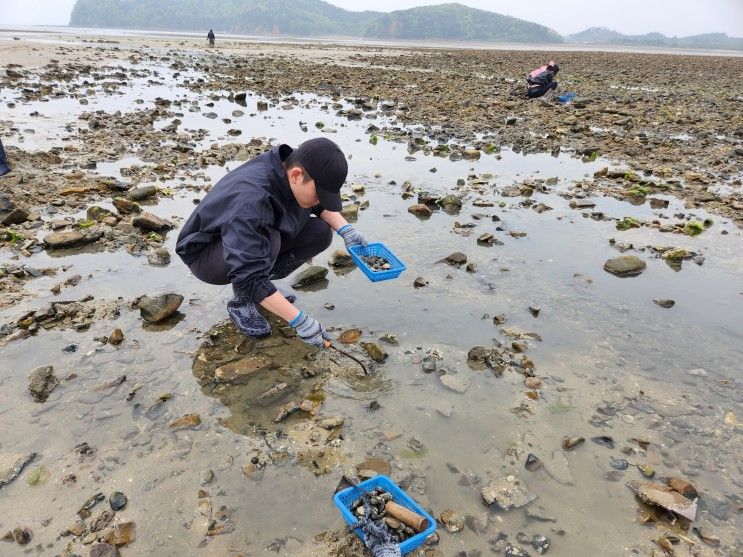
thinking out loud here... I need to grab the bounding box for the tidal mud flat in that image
[0,31,741,557]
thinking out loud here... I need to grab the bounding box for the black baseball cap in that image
[288,137,348,212]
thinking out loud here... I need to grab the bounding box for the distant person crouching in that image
[0,140,9,176]
[527,60,559,99]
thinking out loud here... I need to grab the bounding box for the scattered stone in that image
[0,453,38,489]
[317,416,344,430]
[440,373,469,394]
[361,342,387,363]
[638,464,655,479]
[339,328,362,344]
[525,454,542,472]
[291,266,328,288]
[109,492,127,511]
[439,509,465,532]
[627,480,698,521]
[108,329,124,346]
[356,458,390,479]
[132,212,174,232]
[44,230,101,249]
[610,458,629,471]
[90,543,120,557]
[653,298,675,308]
[505,544,530,557]
[138,293,183,323]
[90,510,115,532]
[603,255,646,277]
[545,450,575,485]
[531,534,550,555]
[481,476,537,509]
[1,208,29,226]
[524,377,542,389]
[408,204,433,218]
[214,355,272,381]
[169,414,201,431]
[413,276,428,288]
[379,332,398,345]
[11,527,32,545]
[28,365,59,402]
[444,252,467,266]
[112,197,140,214]
[273,401,300,423]
[127,185,158,201]
[104,522,135,546]
[421,356,437,373]
[328,250,353,267]
[528,305,541,317]
[147,247,170,266]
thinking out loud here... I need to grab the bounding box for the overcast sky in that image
[1,0,742,37]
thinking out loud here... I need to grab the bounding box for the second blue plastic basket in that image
[333,475,437,555]
[348,243,406,282]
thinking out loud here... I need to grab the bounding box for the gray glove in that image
[288,311,331,349]
[337,224,368,251]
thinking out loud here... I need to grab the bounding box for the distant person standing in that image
[527,60,559,99]
[207,29,215,47]
[0,140,9,176]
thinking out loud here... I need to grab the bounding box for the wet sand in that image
[0,29,741,557]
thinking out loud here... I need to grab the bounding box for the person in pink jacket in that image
[527,60,559,98]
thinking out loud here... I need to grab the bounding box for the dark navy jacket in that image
[176,144,320,302]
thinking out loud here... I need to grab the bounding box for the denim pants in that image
[187,217,332,286]
[527,81,558,99]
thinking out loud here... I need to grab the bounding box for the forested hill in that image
[69,0,563,43]
[363,4,562,43]
[568,27,743,51]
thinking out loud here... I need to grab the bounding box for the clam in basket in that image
[348,243,406,282]
[333,475,436,555]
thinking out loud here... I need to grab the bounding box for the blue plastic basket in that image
[348,243,406,282]
[333,475,437,555]
[558,92,577,104]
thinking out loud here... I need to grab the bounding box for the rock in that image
[665,477,698,500]
[440,373,469,394]
[328,250,353,267]
[438,195,462,210]
[43,230,101,249]
[361,342,387,362]
[0,452,37,489]
[109,492,127,511]
[341,203,359,222]
[544,450,575,485]
[89,510,115,532]
[603,255,646,277]
[339,329,362,344]
[481,476,537,509]
[132,212,174,232]
[626,480,698,521]
[28,365,59,402]
[67,520,86,536]
[408,204,433,218]
[569,199,595,209]
[653,299,675,308]
[86,206,115,222]
[505,544,530,557]
[112,197,140,214]
[108,329,124,346]
[445,252,467,266]
[317,416,344,430]
[439,509,465,532]
[379,332,398,345]
[214,355,272,381]
[200,470,214,485]
[525,454,542,472]
[413,276,428,288]
[90,543,120,557]
[531,534,550,555]
[661,247,690,260]
[1,208,29,225]
[291,266,328,288]
[126,185,157,201]
[138,293,183,323]
[421,356,437,373]
[147,247,170,266]
[528,305,541,317]
[525,377,542,389]
[104,522,135,546]
[12,527,32,545]
[273,401,300,423]
[169,414,201,431]
[461,149,481,160]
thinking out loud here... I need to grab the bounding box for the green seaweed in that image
[683,221,705,236]
[548,400,573,415]
[627,185,649,197]
[616,217,641,231]
[77,219,95,228]
[369,134,378,145]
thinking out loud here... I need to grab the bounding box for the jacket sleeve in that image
[221,213,277,303]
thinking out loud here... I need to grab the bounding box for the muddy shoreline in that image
[0,31,741,557]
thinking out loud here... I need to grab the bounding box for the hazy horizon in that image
[1,0,742,38]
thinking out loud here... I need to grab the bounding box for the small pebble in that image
[109,492,127,511]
